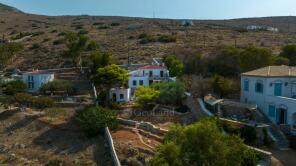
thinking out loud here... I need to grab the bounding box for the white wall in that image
[241,75,296,125]
[22,73,54,92]
[109,88,131,102]
[128,76,149,89]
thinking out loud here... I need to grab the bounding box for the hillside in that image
[0,3,22,13]
[1,4,296,70]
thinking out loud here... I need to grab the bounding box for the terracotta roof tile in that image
[242,65,296,77]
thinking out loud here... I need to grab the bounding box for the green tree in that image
[150,118,260,166]
[3,80,27,95]
[151,82,185,105]
[63,32,89,66]
[239,47,273,73]
[272,56,290,66]
[280,45,296,65]
[86,51,113,74]
[91,64,128,103]
[186,54,206,75]
[213,47,241,77]
[74,106,118,136]
[87,40,100,51]
[0,43,23,69]
[135,86,160,108]
[164,55,184,77]
[210,75,239,98]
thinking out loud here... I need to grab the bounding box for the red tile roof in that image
[138,65,165,70]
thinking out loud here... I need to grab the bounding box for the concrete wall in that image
[105,127,121,166]
[109,88,131,102]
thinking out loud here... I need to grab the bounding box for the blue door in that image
[274,83,282,96]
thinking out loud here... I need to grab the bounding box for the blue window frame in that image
[255,81,264,93]
[274,82,282,96]
[268,104,276,117]
[244,79,249,91]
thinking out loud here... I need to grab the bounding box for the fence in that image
[92,84,121,166]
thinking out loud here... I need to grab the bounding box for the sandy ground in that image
[0,109,111,165]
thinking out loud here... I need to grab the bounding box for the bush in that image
[74,106,118,136]
[110,22,120,26]
[14,93,55,109]
[97,25,109,29]
[78,29,88,35]
[53,38,65,45]
[150,118,261,166]
[3,80,27,95]
[135,86,160,108]
[58,32,66,36]
[40,80,76,95]
[157,35,176,43]
[151,82,185,105]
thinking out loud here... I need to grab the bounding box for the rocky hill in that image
[1,3,296,70]
[0,3,22,13]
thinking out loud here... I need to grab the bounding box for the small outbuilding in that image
[109,87,131,102]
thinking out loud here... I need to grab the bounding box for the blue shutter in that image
[274,83,282,96]
[268,105,276,117]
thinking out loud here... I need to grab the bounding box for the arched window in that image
[255,80,264,93]
[244,79,249,91]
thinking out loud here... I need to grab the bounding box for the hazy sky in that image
[0,0,295,19]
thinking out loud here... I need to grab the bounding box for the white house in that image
[109,87,131,102]
[22,70,54,93]
[128,65,171,90]
[241,66,296,134]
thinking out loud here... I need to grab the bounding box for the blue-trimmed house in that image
[241,66,296,135]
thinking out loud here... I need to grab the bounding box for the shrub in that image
[58,32,66,36]
[78,29,88,35]
[40,80,76,95]
[74,106,118,136]
[110,22,120,26]
[97,25,109,29]
[157,35,176,43]
[51,29,58,33]
[93,22,104,26]
[53,38,65,45]
[151,82,185,105]
[135,86,160,108]
[150,118,261,166]
[3,80,27,95]
[14,93,55,109]
[138,33,148,39]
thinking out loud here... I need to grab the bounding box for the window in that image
[268,104,276,117]
[139,80,144,85]
[160,71,164,77]
[255,81,263,93]
[244,79,249,91]
[120,94,124,99]
[149,71,153,77]
[133,80,137,86]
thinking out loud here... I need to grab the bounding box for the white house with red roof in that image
[128,64,170,90]
[22,70,54,93]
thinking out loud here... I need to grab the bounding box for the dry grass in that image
[1,11,296,70]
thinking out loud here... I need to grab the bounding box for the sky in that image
[0,0,296,19]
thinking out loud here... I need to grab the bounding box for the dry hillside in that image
[1,3,296,70]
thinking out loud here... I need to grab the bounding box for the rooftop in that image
[241,65,296,77]
[23,70,54,75]
[138,65,165,70]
